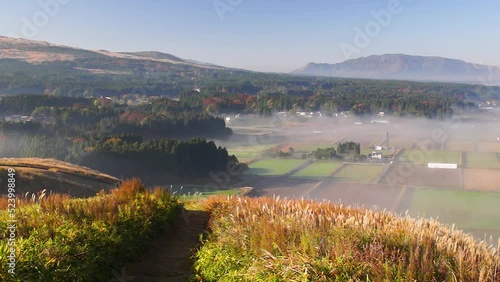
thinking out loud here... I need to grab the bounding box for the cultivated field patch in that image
[307,182,412,213]
[464,169,500,192]
[477,142,500,153]
[446,140,475,152]
[381,165,461,190]
[333,164,384,183]
[399,149,462,166]
[246,158,307,176]
[465,152,500,169]
[227,144,280,161]
[292,162,343,178]
[387,137,415,149]
[410,189,500,231]
[253,177,321,199]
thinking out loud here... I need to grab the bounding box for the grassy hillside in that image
[0,179,179,281]
[0,157,498,281]
[194,196,500,281]
[0,158,120,197]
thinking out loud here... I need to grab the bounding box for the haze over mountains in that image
[1,36,500,88]
[292,54,500,85]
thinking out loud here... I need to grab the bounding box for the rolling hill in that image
[0,36,245,96]
[0,158,120,197]
[2,36,500,98]
[0,36,214,67]
[293,54,500,85]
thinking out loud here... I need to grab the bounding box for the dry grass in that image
[0,179,180,281]
[0,158,118,181]
[195,196,500,281]
[0,158,119,197]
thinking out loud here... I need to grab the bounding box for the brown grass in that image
[195,196,500,281]
[0,158,120,197]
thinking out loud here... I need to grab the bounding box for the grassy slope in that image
[0,158,120,197]
[0,179,179,281]
[194,196,500,281]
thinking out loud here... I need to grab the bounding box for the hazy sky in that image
[1,0,499,72]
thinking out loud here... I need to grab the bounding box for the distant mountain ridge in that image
[0,36,244,96]
[0,36,221,68]
[292,54,500,85]
[1,36,500,97]
[119,51,185,63]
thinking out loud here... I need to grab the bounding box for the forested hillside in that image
[0,95,237,183]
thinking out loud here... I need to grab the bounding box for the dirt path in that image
[123,210,210,282]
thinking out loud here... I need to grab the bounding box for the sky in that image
[1,0,499,72]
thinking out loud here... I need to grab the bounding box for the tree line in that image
[312,142,361,160]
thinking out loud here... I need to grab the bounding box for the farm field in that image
[409,189,500,231]
[333,164,384,183]
[252,177,321,199]
[235,117,500,246]
[381,165,461,189]
[246,158,307,176]
[307,182,412,213]
[227,143,281,161]
[477,141,500,152]
[465,152,500,169]
[399,149,462,166]
[464,169,500,192]
[388,137,415,149]
[446,140,475,152]
[291,162,343,178]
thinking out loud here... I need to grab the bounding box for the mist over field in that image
[219,110,500,244]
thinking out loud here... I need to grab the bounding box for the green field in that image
[400,149,462,165]
[409,189,500,230]
[246,158,307,176]
[333,164,384,183]
[228,144,280,161]
[466,152,500,169]
[292,162,343,178]
[389,138,416,149]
